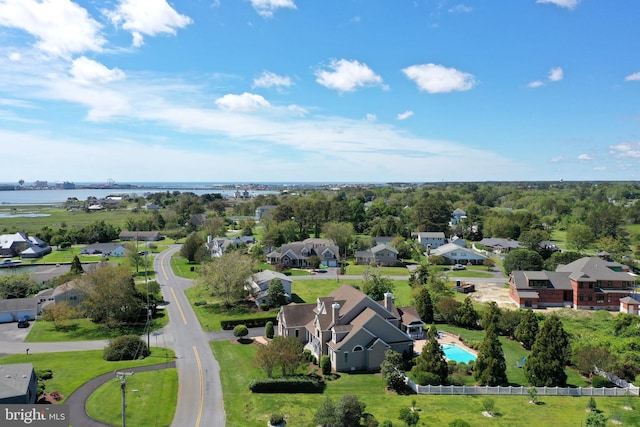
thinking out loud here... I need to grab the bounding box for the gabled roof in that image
[414,232,446,239]
[273,242,340,260]
[511,270,573,290]
[557,257,635,282]
[620,296,640,305]
[480,238,521,250]
[252,270,290,285]
[0,298,38,312]
[430,242,488,260]
[0,363,34,401]
[81,242,125,253]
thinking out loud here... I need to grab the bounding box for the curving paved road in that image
[154,245,225,427]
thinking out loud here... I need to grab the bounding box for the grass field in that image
[0,207,133,234]
[0,348,175,403]
[344,263,411,276]
[25,313,169,342]
[212,339,639,427]
[86,368,178,427]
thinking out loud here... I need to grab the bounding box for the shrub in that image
[320,355,331,375]
[194,300,207,306]
[103,335,150,361]
[36,369,53,380]
[412,371,442,386]
[269,413,284,425]
[220,316,277,330]
[449,420,471,427]
[37,381,45,395]
[265,321,274,339]
[591,376,613,388]
[249,376,324,393]
[233,324,249,339]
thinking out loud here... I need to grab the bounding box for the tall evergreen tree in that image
[481,301,502,331]
[524,315,570,386]
[514,309,539,350]
[414,286,434,323]
[474,324,508,386]
[70,255,84,275]
[413,327,448,384]
[456,297,479,328]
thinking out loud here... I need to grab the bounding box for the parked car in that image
[17,317,30,328]
[452,264,466,270]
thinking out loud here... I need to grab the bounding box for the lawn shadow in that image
[290,293,305,303]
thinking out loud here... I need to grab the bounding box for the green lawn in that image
[291,279,414,307]
[25,313,169,342]
[170,255,200,279]
[0,348,175,403]
[86,368,178,427]
[445,269,495,279]
[212,340,638,427]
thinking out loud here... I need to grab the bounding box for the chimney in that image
[332,303,340,326]
[384,292,394,312]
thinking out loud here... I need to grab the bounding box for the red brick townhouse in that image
[510,257,638,310]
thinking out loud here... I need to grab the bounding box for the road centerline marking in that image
[193,345,204,427]
[170,287,188,325]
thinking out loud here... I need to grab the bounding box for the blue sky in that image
[0,0,639,183]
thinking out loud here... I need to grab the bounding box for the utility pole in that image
[145,243,151,352]
[116,371,134,427]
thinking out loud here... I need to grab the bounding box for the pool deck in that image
[414,332,478,356]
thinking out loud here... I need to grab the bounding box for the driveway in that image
[0,320,32,342]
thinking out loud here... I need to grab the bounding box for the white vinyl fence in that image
[406,379,639,397]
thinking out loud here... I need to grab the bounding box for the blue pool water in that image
[442,343,477,363]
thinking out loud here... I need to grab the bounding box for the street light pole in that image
[116,371,133,427]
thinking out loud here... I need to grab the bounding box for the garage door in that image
[0,312,13,323]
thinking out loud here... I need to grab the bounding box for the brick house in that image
[510,256,637,310]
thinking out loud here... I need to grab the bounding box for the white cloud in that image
[402,63,476,94]
[287,104,307,116]
[8,52,20,61]
[610,142,640,159]
[251,0,296,18]
[549,156,566,162]
[548,67,563,82]
[448,4,473,13]
[215,92,270,112]
[577,153,593,160]
[105,0,192,47]
[397,111,414,120]
[0,0,105,57]
[536,0,580,9]
[253,71,292,89]
[70,57,125,86]
[315,59,384,92]
[365,113,377,122]
[625,72,640,82]
[527,80,544,88]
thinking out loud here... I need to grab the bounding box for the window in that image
[295,330,299,338]
[588,283,593,289]
[588,294,592,301]
[596,295,605,303]
[597,281,602,288]
[608,281,612,287]
[353,345,364,352]
[579,283,584,289]
[344,352,348,363]
[579,295,584,301]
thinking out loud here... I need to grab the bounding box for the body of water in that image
[442,343,477,363]
[0,184,280,205]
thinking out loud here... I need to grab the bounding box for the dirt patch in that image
[466,283,516,309]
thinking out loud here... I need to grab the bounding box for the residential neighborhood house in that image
[246,270,292,307]
[0,364,38,404]
[510,256,638,310]
[480,237,521,253]
[428,242,488,265]
[206,235,256,258]
[80,243,126,257]
[0,232,51,258]
[355,244,400,266]
[267,239,340,268]
[0,298,38,324]
[36,281,83,312]
[451,208,467,225]
[277,284,424,372]
[413,232,446,249]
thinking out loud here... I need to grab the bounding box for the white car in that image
[452,264,466,270]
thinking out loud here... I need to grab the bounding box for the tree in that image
[566,223,595,251]
[544,251,584,271]
[41,301,78,329]
[314,394,365,427]
[381,349,406,392]
[413,286,434,324]
[514,309,539,350]
[272,336,305,377]
[412,328,448,385]
[527,387,538,404]
[585,411,607,427]
[266,279,287,308]
[482,398,496,416]
[265,321,274,339]
[436,297,460,324]
[103,334,149,361]
[69,255,83,275]
[524,315,570,386]
[456,297,479,328]
[398,407,419,427]
[519,229,551,252]
[79,264,143,327]
[322,221,354,258]
[233,324,249,340]
[481,301,502,331]
[253,341,279,378]
[180,232,206,263]
[196,252,255,307]
[572,346,614,377]
[0,274,39,299]
[503,249,544,275]
[361,272,395,302]
[320,355,331,375]
[474,325,508,386]
[125,242,144,273]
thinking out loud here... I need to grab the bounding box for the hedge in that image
[249,376,325,393]
[220,316,277,330]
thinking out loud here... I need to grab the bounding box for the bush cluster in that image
[103,334,150,361]
[249,376,324,393]
[220,316,277,330]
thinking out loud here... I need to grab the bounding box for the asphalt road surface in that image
[154,245,226,427]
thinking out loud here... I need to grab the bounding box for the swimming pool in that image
[441,343,477,363]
